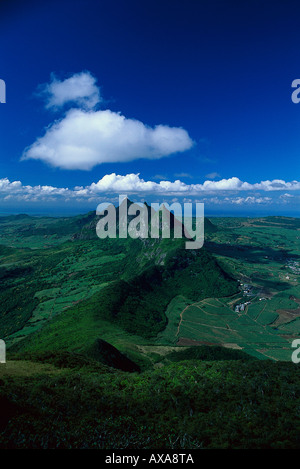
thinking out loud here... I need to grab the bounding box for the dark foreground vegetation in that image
[0,352,299,449]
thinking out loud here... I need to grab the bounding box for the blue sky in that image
[0,0,300,215]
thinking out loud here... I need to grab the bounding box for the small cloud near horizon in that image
[205,172,221,180]
[174,172,193,179]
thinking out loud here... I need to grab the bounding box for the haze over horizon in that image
[1,0,300,216]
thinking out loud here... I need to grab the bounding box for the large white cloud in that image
[22,109,194,170]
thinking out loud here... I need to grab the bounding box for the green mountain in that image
[3,205,236,369]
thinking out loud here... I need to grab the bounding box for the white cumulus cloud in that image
[37,71,101,110]
[22,109,194,170]
[1,174,300,206]
[87,174,300,194]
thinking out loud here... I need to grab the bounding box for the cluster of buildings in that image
[286,258,300,275]
[235,301,251,313]
[240,283,254,297]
